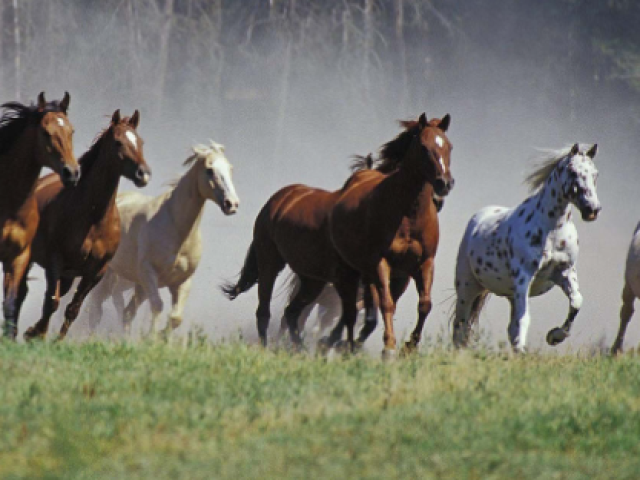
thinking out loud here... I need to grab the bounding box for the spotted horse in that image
[452,143,600,352]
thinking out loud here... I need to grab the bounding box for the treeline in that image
[1,1,639,162]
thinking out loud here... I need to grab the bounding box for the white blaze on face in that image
[125,131,138,150]
[435,135,444,148]
[57,117,65,127]
[439,157,447,174]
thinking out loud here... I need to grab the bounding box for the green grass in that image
[1,340,639,479]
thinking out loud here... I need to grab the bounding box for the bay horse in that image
[611,222,640,354]
[281,132,452,357]
[452,144,600,352]
[1,92,79,339]
[18,110,151,340]
[222,113,453,353]
[87,140,239,337]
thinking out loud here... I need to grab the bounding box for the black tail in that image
[220,242,259,300]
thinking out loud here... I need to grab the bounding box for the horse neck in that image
[164,162,206,239]
[525,173,572,233]
[372,158,431,233]
[409,183,436,222]
[0,127,41,212]
[75,143,123,224]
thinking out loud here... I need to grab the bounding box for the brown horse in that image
[222,113,453,352]
[285,118,452,356]
[1,92,79,339]
[18,110,151,340]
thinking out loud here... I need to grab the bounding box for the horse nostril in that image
[224,200,233,211]
[434,178,446,194]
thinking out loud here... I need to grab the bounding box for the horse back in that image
[255,183,342,281]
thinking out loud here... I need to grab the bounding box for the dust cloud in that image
[4,1,639,352]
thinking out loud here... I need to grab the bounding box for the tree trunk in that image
[155,0,175,117]
[395,0,408,113]
[362,0,374,102]
[12,0,20,99]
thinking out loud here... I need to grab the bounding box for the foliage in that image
[1,340,639,479]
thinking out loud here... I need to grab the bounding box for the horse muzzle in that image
[60,164,80,187]
[580,204,601,222]
[434,177,455,197]
[222,198,239,215]
[132,166,151,188]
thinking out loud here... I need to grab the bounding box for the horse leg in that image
[24,261,65,341]
[374,259,398,359]
[166,278,192,334]
[452,261,485,348]
[612,282,635,355]
[355,283,380,346]
[84,268,116,333]
[508,279,533,353]
[316,286,342,338]
[546,267,583,346]
[123,284,145,330]
[60,267,106,339]
[2,248,31,339]
[283,276,326,349]
[401,262,434,353]
[332,267,360,353]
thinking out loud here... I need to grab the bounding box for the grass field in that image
[1,340,639,479]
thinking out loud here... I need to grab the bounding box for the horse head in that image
[35,92,79,186]
[410,112,454,197]
[190,140,239,215]
[562,143,601,222]
[109,109,151,187]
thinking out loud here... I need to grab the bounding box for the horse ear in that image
[111,109,121,124]
[130,110,140,129]
[438,114,451,132]
[418,113,427,129]
[586,144,598,159]
[570,143,579,156]
[60,91,70,113]
[37,92,46,111]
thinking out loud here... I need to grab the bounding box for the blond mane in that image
[524,146,572,193]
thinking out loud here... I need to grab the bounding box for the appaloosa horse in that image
[0,92,79,339]
[223,113,453,354]
[18,110,151,340]
[87,140,239,337]
[452,144,600,352]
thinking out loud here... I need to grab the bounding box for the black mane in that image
[0,99,66,157]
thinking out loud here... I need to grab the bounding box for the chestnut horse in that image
[222,113,453,353]
[17,110,151,340]
[1,92,79,339]
[287,119,452,356]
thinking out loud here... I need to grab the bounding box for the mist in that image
[3,0,640,352]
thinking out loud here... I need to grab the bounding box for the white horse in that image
[612,222,640,354]
[452,143,600,352]
[88,141,239,336]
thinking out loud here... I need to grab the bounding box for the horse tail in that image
[221,242,259,300]
[468,291,491,327]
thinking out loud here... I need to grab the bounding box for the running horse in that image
[87,140,239,337]
[452,144,600,352]
[18,110,151,340]
[222,113,453,353]
[0,92,79,339]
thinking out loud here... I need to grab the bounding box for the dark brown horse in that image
[18,110,151,340]
[222,113,453,352]
[285,117,452,356]
[1,92,79,339]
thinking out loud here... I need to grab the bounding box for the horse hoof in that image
[334,339,351,354]
[381,348,397,361]
[2,322,17,341]
[546,328,568,346]
[400,341,418,357]
[24,327,45,342]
